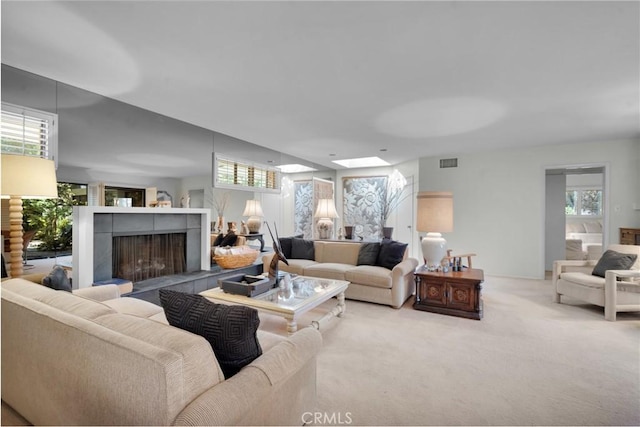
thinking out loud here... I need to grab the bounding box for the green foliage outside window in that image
[23,183,79,251]
[580,190,601,215]
[565,191,577,215]
[565,189,602,216]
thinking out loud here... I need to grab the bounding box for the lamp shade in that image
[416,191,453,232]
[242,199,264,217]
[314,199,339,219]
[1,154,58,198]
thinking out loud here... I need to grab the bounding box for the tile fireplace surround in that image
[72,207,211,289]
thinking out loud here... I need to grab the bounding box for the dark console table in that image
[239,233,265,252]
[414,267,485,320]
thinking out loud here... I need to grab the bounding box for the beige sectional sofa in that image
[263,240,419,309]
[1,278,321,426]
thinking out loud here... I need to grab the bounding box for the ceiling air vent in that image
[439,158,458,168]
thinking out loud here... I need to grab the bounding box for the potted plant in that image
[211,190,230,233]
[380,170,407,239]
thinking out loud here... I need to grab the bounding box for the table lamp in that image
[1,154,58,278]
[242,199,264,233]
[314,198,339,240]
[416,191,453,270]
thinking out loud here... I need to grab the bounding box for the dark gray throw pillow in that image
[212,233,224,247]
[41,265,72,292]
[291,238,315,260]
[219,233,238,247]
[159,289,262,379]
[376,240,408,270]
[278,237,294,259]
[358,242,381,266]
[592,250,638,278]
[1,254,7,279]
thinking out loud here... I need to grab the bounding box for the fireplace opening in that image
[112,233,186,283]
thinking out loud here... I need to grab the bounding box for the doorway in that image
[544,165,607,273]
[394,175,415,259]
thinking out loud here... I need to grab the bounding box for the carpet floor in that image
[260,275,640,426]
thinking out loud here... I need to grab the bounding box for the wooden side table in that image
[620,228,640,245]
[414,267,485,320]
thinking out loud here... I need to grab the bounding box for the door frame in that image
[542,162,610,274]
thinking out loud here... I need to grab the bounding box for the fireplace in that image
[112,233,187,283]
[72,207,211,289]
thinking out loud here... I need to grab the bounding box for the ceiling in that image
[2,1,639,177]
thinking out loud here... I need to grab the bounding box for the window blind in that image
[1,102,58,166]
[213,153,281,193]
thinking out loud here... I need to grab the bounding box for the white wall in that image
[418,139,640,279]
[58,166,181,200]
[567,173,603,188]
[179,174,266,235]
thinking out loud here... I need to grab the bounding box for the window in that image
[105,186,145,207]
[1,102,58,167]
[566,188,602,216]
[66,183,89,206]
[213,153,280,193]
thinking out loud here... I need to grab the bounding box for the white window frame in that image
[1,102,58,168]
[566,186,603,218]
[212,152,281,193]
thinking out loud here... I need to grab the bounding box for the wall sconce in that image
[242,199,264,234]
[416,191,453,270]
[314,199,339,240]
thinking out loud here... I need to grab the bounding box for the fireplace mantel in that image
[72,207,211,289]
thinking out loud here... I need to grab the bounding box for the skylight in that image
[331,156,390,168]
[276,164,317,173]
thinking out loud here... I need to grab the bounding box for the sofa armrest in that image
[73,284,121,302]
[604,270,640,321]
[392,257,419,278]
[552,259,597,278]
[389,257,419,308]
[173,327,322,426]
[605,269,640,283]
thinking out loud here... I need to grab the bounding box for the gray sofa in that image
[1,278,322,426]
[263,240,419,309]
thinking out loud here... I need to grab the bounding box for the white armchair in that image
[553,244,640,321]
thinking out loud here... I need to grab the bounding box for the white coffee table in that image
[200,275,349,335]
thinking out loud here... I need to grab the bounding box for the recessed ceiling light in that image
[276,164,318,173]
[332,156,390,168]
